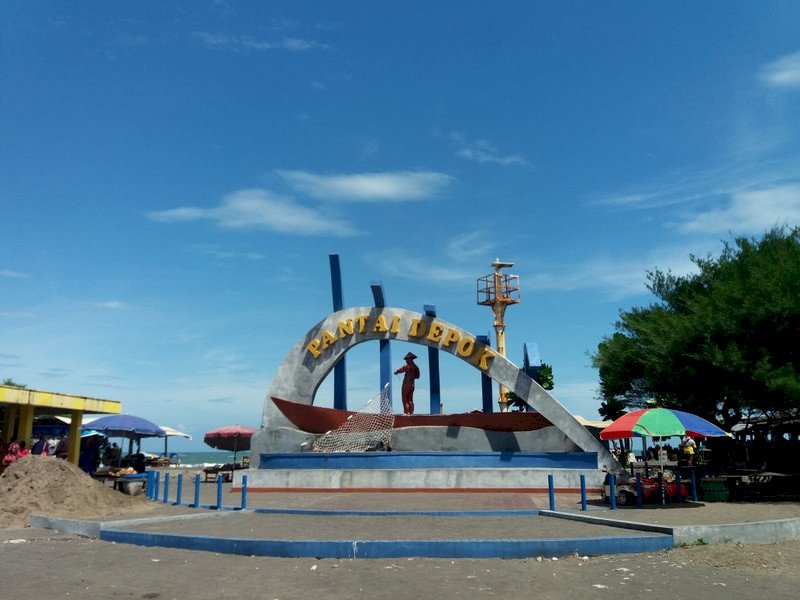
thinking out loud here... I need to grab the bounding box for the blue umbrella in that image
[84,414,166,438]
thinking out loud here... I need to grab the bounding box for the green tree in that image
[534,363,554,390]
[506,363,555,410]
[592,226,800,428]
[2,378,26,388]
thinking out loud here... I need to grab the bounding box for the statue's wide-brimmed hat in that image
[404,352,417,360]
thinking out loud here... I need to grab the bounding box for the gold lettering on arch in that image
[305,311,495,373]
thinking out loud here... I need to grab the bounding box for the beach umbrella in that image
[84,414,166,438]
[203,425,256,465]
[159,425,192,457]
[84,414,166,463]
[600,408,728,440]
[600,407,727,470]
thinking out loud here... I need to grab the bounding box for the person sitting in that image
[54,436,69,459]
[611,444,621,459]
[132,453,146,473]
[2,437,21,466]
[30,436,49,456]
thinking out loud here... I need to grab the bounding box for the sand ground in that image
[2,461,799,599]
[2,525,799,600]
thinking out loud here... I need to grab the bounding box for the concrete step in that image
[238,467,605,491]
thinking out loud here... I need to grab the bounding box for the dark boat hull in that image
[271,396,553,434]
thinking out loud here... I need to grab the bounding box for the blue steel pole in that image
[636,473,643,507]
[176,473,183,506]
[163,472,170,504]
[193,473,200,508]
[691,470,698,501]
[548,474,555,511]
[477,334,494,413]
[241,474,248,510]
[609,474,617,510]
[580,474,587,511]
[329,254,347,410]
[216,475,223,509]
[424,305,442,414]
[371,283,392,402]
[153,471,160,501]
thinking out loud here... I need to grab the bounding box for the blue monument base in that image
[259,451,598,471]
[241,450,605,491]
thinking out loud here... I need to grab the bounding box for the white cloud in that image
[450,132,529,166]
[444,231,495,261]
[1,269,29,278]
[526,245,699,300]
[187,245,266,261]
[678,183,800,235]
[277,170,454,201]
[528,258,653,299]
[368,254,477,283]
[589,161,757,211]
[760,50,800,89]
[194,32,329,52]
[96,301,127,310]
[148,189,357,237]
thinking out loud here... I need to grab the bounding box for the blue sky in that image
[2,2,799,452]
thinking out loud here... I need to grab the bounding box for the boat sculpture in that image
[271,396,553,434]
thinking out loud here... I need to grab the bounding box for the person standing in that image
[682,436,697,466]
[394,352,420,415]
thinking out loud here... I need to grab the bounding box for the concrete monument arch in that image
[260,307,614,469]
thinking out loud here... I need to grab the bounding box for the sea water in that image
[161,451,251,467]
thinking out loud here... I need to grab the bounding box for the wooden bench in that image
[203,465,233,482]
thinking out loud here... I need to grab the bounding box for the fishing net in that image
[312,384,394,453]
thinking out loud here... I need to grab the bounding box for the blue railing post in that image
[240,474,248,510]
[193,473,200,508]
[153,471,161,501]
[691,470,698,501]
[175,473,183,506]
[609,474,617,510]
[547,474,555,511]
[216,475,223,509]
[579,474,587,511]
[162,472,170,504]
[636,473,643,507]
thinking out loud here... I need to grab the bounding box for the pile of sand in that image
[0,455,155,530]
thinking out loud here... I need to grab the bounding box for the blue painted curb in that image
[99,529,674,559]
[251,507,542,517]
